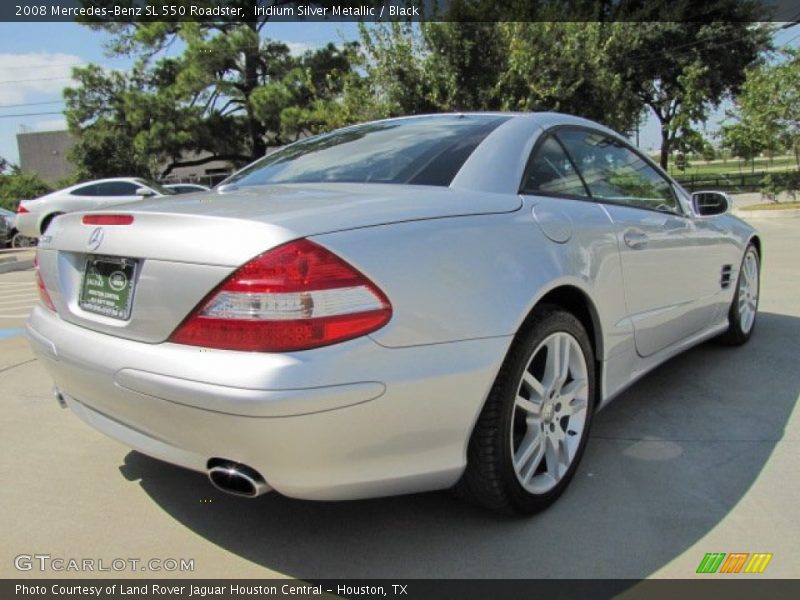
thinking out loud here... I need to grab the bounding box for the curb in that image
[733,208,800,219]
[0,256,34,274]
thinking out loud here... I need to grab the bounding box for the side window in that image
[556,129,681,214]
[70,184,97,197]
[521,135,589,197]
[94,181,139,196]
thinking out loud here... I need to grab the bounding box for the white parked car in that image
[16,177,175,237]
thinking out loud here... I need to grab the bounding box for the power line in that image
[0,75,73,86]
[781,31,800,47]
[0,100,62,109]
[0,111,63,119]
[0,61,85,72]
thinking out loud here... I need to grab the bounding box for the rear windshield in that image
[223,115,509,188]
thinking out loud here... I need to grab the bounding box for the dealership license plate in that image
[78,256,138,320]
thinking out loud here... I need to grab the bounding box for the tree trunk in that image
[243,21,266,160]
[659,125,670,170]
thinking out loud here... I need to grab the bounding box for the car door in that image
[555,128,717,358]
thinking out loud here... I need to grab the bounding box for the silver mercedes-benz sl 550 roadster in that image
[27,113,760,514]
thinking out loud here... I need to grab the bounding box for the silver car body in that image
[16,177,169,237]
[26,113,759,501]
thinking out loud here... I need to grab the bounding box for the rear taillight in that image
[82,214,134,225]
[33,255,56,312]
[169,239,392,352]
[17,204,29,214]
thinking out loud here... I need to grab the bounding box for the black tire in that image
[11,231,35,249]
[718,244,760,346]
[455,305,596,515]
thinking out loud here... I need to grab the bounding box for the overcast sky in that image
[0,22,797,167]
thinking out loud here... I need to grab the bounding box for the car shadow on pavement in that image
[119,311,800,579]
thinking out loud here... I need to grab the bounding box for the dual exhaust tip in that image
[52,388,267,499]
[207,460,270,498]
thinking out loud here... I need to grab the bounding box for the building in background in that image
[16,130,76,185]
[16,129,237,187]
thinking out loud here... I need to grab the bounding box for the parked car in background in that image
[1,206,37,248]
[28,113,760,514]
[0,208,8,247]
[165,183,211,194]
[16,177,175,237]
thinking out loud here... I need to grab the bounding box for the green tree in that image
[720,121,767,173]
[727,48,800,169]
[68,4,362,178]
[357,21,642,133]
[0,159,51,211]
[608,8,771,169]
[495,22,641,133]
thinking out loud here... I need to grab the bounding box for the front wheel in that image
[456,306,595,514]
[719,244,760,345]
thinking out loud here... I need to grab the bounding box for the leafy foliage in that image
[606,8,772,168]
[357,21,642,134]
[726,48,800,170]
[0,159,51,210]
[66,11,363,179]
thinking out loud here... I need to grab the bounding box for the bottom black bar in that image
[4,579,800,600]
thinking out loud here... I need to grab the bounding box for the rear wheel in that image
[456,306,595,514]
[11,231,36,248]
[719,244,759,345]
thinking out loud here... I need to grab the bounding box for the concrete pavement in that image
[0,215,797,581]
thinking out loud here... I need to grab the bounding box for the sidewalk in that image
[0,248,35,274]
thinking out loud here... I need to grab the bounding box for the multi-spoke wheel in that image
[456,305,595,514]
[719,243,760,345]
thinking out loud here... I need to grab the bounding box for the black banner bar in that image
[5,579,800,600]
[2,1,799,23]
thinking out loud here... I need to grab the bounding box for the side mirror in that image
[135,187,155,197]
[692,191,730,217]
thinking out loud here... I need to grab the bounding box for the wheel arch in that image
[748,234,762,260]
[516,284,604,406]
[39,212,64,235]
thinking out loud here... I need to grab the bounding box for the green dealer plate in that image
[78,255,138,320]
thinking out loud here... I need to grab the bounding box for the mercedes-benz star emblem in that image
[87,227,104,251]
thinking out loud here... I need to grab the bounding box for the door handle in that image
[623,229,649,250]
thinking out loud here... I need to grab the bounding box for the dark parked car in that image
[0,208,9,247]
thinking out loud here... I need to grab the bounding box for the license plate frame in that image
[78,255,139,320]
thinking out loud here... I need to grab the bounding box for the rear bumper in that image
[15,212,38,237]
[26,306,510,500]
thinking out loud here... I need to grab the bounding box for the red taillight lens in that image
[169,239,392,352]
[82,214,134,225]
[17,204,29,214]
[33,255,56,312]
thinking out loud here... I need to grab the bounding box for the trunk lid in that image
[37,183,520,343]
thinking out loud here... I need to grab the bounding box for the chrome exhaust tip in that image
[207,460,270,498]
[52,387,67,409]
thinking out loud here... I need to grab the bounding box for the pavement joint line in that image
[0,358,36,375]
[590,435,786,443]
